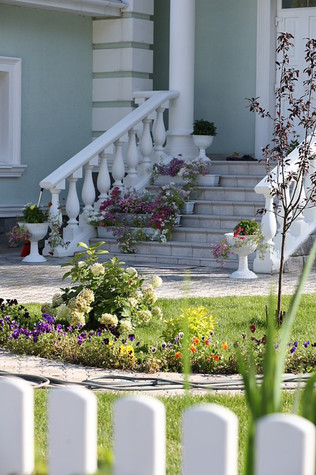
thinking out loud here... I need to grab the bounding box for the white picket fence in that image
[0,377,315,475]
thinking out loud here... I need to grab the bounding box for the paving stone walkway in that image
[0,249,314,394]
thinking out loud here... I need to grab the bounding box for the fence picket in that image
[0,376,34,475]
[114,396,166,475]
[182,403,238,475]
[48,385,97,475]
[255,414,316,475]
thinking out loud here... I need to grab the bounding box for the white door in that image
[276,0,316,140]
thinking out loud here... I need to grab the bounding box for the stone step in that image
[192,201,262,217]
[219,175,264,188]
[179,214,260,230]
[172,227,229,243]
[91,237,245,268]
[192,186,264,203]
[210,160,267,176]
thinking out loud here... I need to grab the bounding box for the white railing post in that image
[255,414,316,475]
[0,377,34,475]
[48,186,63,225]
[112,139,125,188]
[114,396,166,475]
[96,149,111,209]
[289,176,308,237]
[124,128,139,187]
[304,158,316,223]
[139,117,153,172]
[65,174,80,227]
[49,385,97,475]
[253,190,279,273]
[153,106,167,159]
[82,162,96,213]
[182,404,238,475]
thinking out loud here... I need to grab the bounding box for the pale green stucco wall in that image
[0,4,92,208]
[153,0,257,156]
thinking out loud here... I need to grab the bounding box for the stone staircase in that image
[91,160,268,268]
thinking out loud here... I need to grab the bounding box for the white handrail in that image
[40,90,179,190]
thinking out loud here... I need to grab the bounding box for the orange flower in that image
[214,355,219,361]
[222,342,228,350]
[192,337,200,345]
[175,352,181,359]
[190,345,196,353]
[205,340,210,347]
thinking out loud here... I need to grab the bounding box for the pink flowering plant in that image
[8,224,31,247]
[211,219,268,265]
[152,156,208,195]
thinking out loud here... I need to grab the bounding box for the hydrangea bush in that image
[41,242,163,332]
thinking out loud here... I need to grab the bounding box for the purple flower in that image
[290,346,297,354]
[151,347,157,353]
[103,338,109,345]
[128,334,135,342]
[96,328,103,337]
[161,342,166,349]
[303,340,310,348]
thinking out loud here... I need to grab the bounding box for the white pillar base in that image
[165,134,199,160]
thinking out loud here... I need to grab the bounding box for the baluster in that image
[96,150,111,209]
[112,139,125,188]
[304,158,316,223]
[253,191,279,273]
[49,187,63,225]
[140,117,153,172]
[82,163,95,213]
[153,106,166,159]
[124,128,139,187]
[63,174,80,244]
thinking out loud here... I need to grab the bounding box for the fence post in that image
[255,414,316,475]
[182,403,238,475]
[114,395,166,475]
[49,385,97,475]
[0,376,34,475]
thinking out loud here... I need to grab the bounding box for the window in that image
[282,0,316,7]
[0,57,25,177]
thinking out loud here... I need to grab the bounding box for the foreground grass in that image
[34,390,296,475]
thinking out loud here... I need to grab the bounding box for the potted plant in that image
[211,219,267,279]
[192,119,217,161]
[18,204,49,263]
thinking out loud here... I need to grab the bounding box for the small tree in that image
[248,32,316,323]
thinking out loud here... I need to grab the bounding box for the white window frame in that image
[0,56,26,177]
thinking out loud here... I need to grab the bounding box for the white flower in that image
[152,306,163,320]
[69,310,85,327]
[120,319,133,333]
[100,313,118,327]
[56,304,71,321]
[79,288,95,304]
[127,297,138,308]
[90,263,105,277]
[151,275,163,288]
[78,261,85,268]
[125,267,138,277]
[52,293,63,307]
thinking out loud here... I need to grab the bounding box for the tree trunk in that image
[277,220,287,324]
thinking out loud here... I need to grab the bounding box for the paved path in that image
[0,248,314,394]
[0,250,315,303]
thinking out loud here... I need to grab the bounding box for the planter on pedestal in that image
[192,135,214,161]
[225,233,258,279]
[181,201,195,215]
[21,223,49,263]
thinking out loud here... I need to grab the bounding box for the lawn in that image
[33,389,296,475]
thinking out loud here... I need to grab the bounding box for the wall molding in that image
[0,0,126,16]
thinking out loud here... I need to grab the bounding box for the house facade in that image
[0,0,315,269]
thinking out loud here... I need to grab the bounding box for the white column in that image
[165,0,198,159]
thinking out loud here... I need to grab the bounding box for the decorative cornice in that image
[0,0,127,16]
[0,164,27,178]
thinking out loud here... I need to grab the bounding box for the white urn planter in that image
[192,135,214,161]
[225,233,258,279]
[22,222,49,263]
[181,201,195,214]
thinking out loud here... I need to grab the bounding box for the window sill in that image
[0,164,27,178]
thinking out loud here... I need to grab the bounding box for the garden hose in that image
[0,370,312,392]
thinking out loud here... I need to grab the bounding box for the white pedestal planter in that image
[192,135,214,160]
[22,223,49,263]
[225,233,258,279]
[181,201,195,214]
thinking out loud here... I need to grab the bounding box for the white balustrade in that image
[48,186,63,225]
[0,378,315,475]
[39,91,179,255]
[96,149,111,208]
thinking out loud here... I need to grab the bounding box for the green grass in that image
[33,390,295,475]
